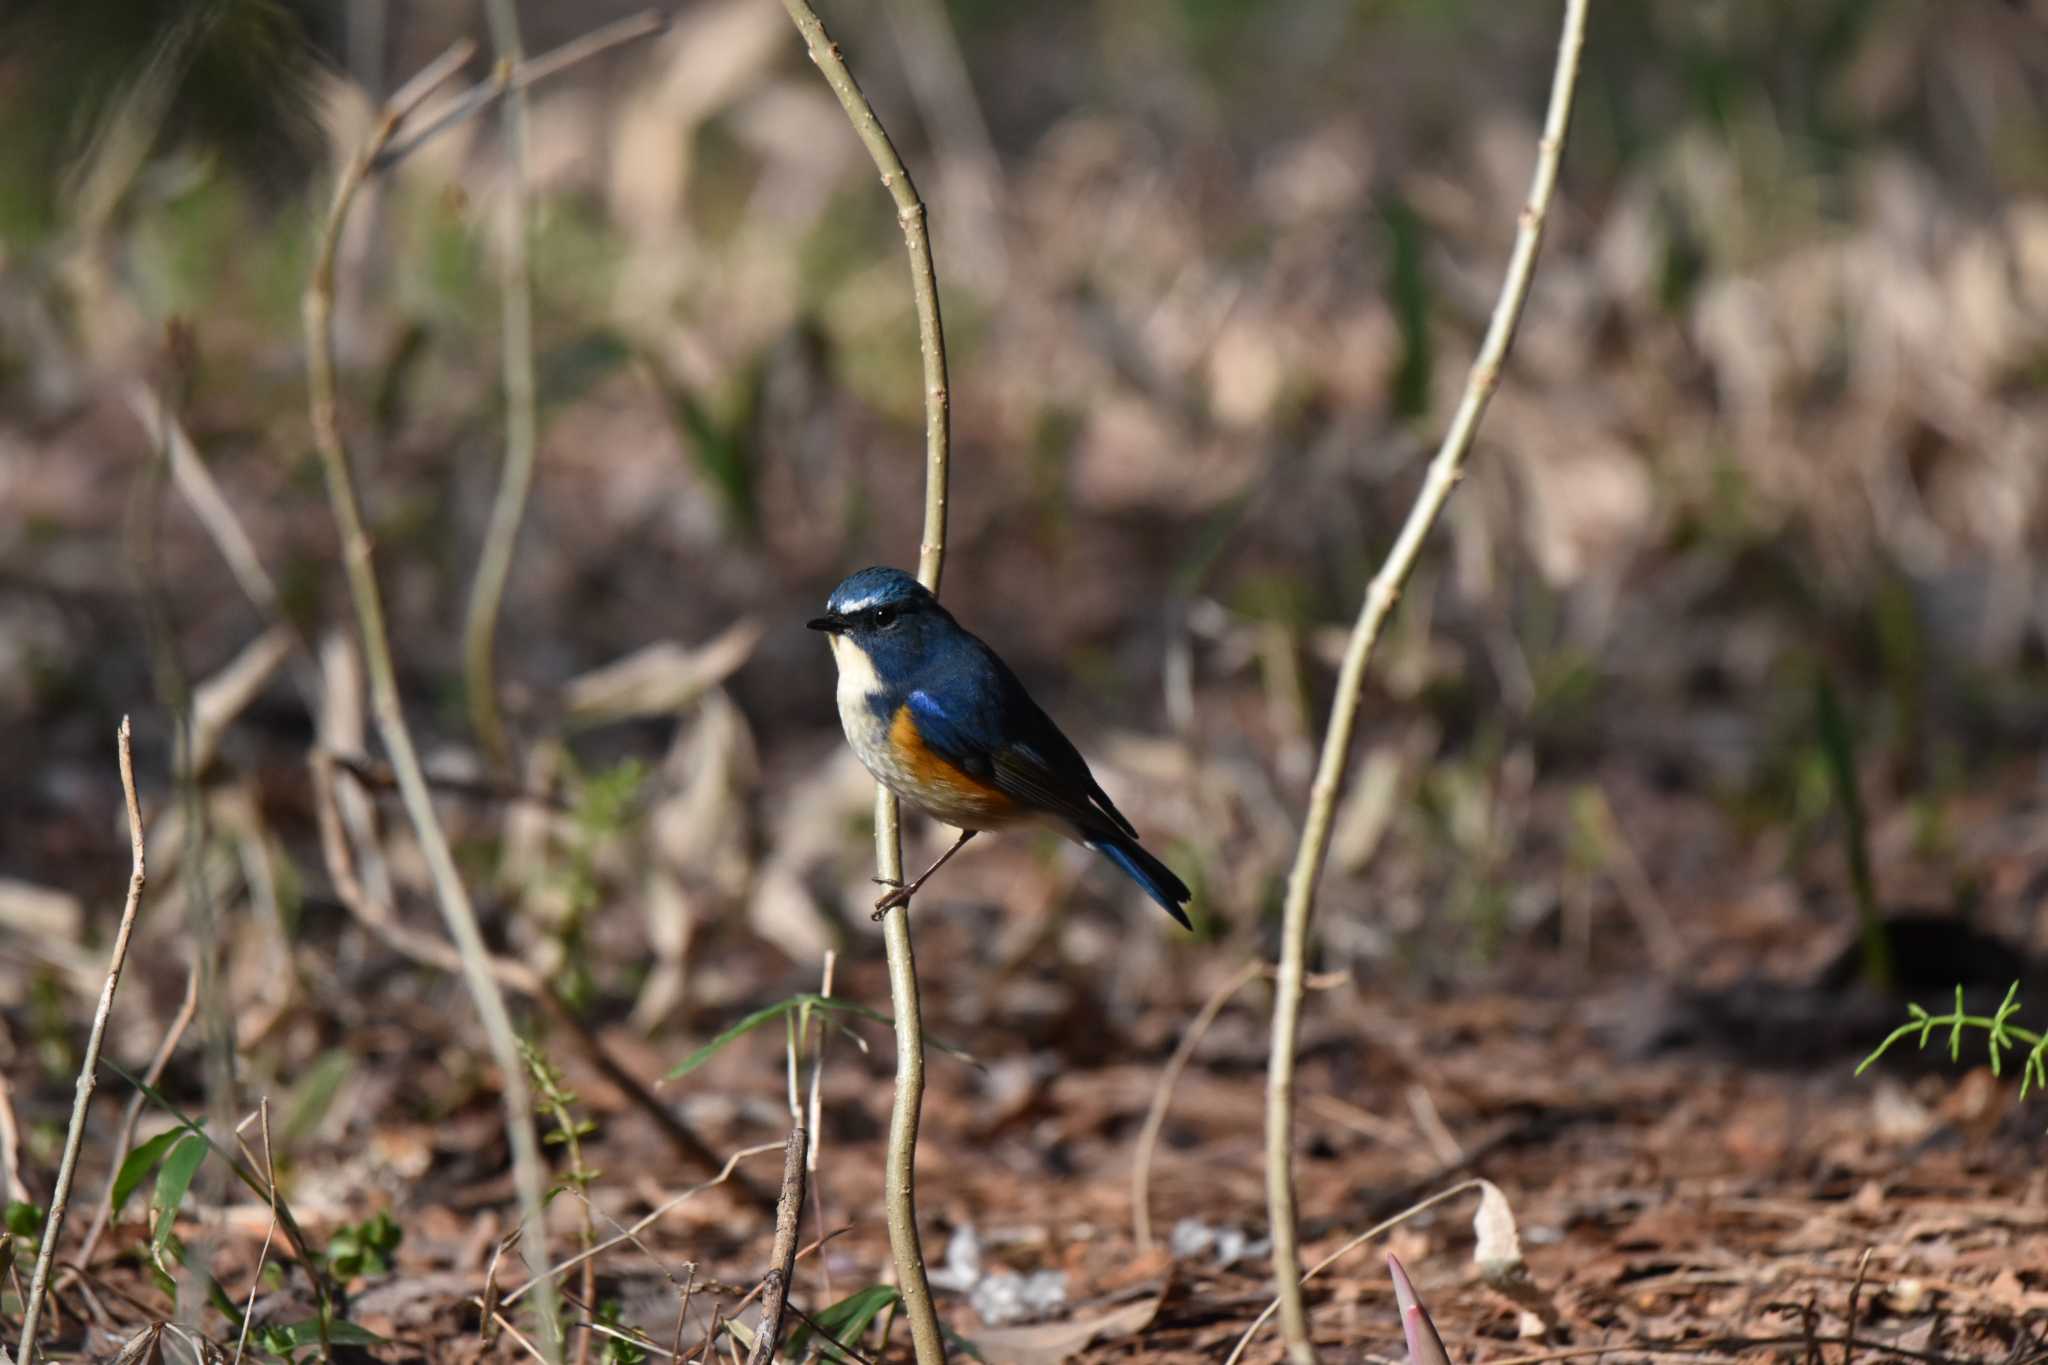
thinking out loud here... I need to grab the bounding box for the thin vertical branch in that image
[301,38,562,1362]
[464,0,540,771]
[67,959,200,1276]
[776,3,950,1361]
[1261,4,1590,1361]
[14,718,148,1365]
[744,1128,808,1365]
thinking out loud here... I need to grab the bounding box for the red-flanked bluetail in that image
[809,566,1192,927]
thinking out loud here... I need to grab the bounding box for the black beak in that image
[807,614,846,634]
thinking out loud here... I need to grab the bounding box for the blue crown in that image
[825,566,930,615]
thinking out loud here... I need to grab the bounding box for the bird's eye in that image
[872,606,897,628]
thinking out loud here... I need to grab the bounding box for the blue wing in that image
[904,643,1137,839]
[908,642,1190,927]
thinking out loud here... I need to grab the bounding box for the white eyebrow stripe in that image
[835,594,879,613]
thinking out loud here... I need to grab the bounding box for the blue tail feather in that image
[1088,835,1193,930]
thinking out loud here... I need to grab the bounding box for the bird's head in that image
[808,566,955,680]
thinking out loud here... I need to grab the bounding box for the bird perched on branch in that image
[809,566,1192,928]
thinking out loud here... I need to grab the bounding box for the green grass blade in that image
[150,1134,210,1258]
[111,1129,190,1220]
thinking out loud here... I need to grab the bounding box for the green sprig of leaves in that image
[1857,981,2048,1098]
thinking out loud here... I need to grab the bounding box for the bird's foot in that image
[870,876,904,890]
[871,882,915,920]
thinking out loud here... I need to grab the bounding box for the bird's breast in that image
[829,640,1016,830]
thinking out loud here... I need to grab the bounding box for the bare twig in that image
[1260,4,1589,1360]
[14,718,149,1365]
[371,12,665,172]
[463,0,542,770]
[66,959,199,1275]
[499,1142,787,1308]
[776,3,950,1361]
[1132,959,1264,1254]
[1843,1247,1874,1365]
[672,1264,696,1363]
[806,952,835,1302]
[744,1129,808,1365]
[229,1100,279,1365]
[303,40,560,1358]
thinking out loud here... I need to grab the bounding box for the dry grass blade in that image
[13,718,149,1365]
[1131,958,1264,1254]
[463,0,540,772]
[1261,2,1590,1359]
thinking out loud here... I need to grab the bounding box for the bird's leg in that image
[872,829,977,920]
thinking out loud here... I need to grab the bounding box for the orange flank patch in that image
[889,704,1018,827]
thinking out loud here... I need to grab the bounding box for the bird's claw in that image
[870,876,904,889]
[871,884,913,920]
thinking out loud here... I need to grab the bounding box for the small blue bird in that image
[809,566,1192,928]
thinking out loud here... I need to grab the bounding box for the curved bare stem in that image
[13,719,148,1365]
[302,40,561,1361]
[1261,4,1590,1360]
[1131,959,1264,1254]
[775,3,950,1361]
[463,0,539,770]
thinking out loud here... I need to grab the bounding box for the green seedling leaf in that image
[787,1284,898,1362]
[665,998,801,1079]
[282,1048,355,1147]
[112,1129,191,1220]
[597,1298,650,1364]
[4,1200,45,1243]
[151,1134,210,1258]
[327,1209,401,1279]
[268,1318,387,1348]
[666,993,979,1080]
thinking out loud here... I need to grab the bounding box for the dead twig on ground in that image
[14,718,149,1365]
[744,1128,808,1365]
[775,2,952,1361]
[1261,3,1589,1359]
